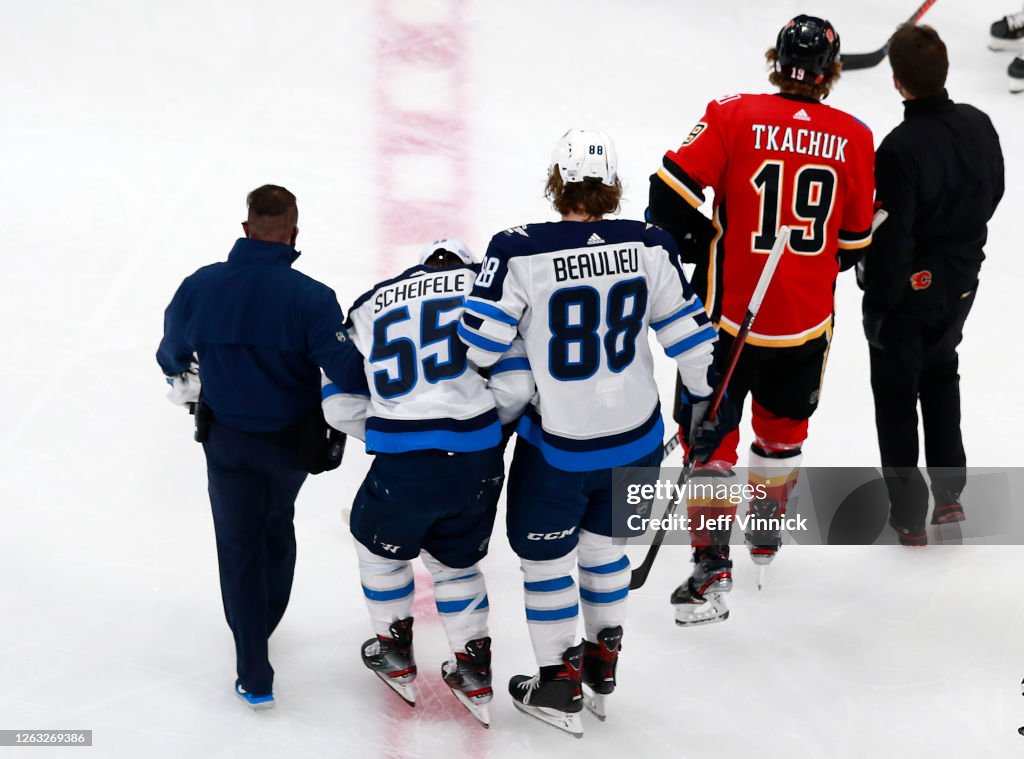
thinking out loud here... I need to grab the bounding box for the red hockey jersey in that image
[657,93,875,347]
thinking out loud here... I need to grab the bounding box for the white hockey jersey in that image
[323,263,506,454]
[458,219,716,471]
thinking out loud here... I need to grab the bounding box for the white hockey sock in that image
[577,529,630,642]
[521,551,579,667]
[749,441,803,505]
[422,551,489,654]
[355,540,415,638]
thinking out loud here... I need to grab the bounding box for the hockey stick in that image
[840,0,939,70]
[629,227,790,591]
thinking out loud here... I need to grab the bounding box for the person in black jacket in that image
[862,25,1004,545]
[157,185,366,708]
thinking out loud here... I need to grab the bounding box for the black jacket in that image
[157,238,366,433]
[863,90,1003,315]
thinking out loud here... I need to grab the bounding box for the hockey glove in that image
[165,362,201,406]
[675,390,740,464]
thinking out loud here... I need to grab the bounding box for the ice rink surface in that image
[2,1,1023,756]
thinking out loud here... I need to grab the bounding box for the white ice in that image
[1,1,1023,757]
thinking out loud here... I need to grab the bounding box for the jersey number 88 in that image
[548,278,647,381]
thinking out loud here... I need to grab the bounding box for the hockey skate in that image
[1009,56,1024,93]
[441,637,493,728]
[582,626,622,721]
[744,496,784,590]
[671,549,732,626]
[990,10,1024,51]
[509,643,584,738]
[361,617,417,706]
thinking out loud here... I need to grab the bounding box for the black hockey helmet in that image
[775,15,841,84]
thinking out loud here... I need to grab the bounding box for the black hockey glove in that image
[644,204,715,264]
[674,390,740,464]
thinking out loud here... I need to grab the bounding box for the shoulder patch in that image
[714,93,742,106]
[681,122,707,146]
[502,225,530,238]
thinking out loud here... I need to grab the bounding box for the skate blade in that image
[449,687,491,728]
[582,686,608,721]
[674,593,730,627]
[757,564,767,591]
[512,700,583,738]
[374,671,416,707]
[989,38,1024,53]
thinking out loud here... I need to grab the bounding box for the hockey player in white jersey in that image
[459,130,738,736]
[322,239,532,727]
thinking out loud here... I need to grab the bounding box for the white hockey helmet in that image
[418,237,474,265]
[549,128,618,187]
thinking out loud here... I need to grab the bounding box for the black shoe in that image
[889,515,927,547]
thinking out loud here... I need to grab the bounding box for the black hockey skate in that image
[582,626,622,721]
[442,637,493,727]
[361,617,417,706]
[744,496,784,590]
[671,548,732,626]
[1009,56,1024,93]
[509,643,584,738]
[990,10,1024,51]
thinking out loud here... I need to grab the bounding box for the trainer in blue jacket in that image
[157,184,366,710]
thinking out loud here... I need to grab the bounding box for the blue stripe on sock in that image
[362,580,414,602]
[579,555,630,575]
[579,586,629,604]
[436,595,489,614]
[434,572,480,585]
[524,576,574,593]
[525,604,579,622]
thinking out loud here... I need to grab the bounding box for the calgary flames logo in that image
[910,270,932,291]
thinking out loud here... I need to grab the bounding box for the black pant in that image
[869,289,976,528]
[203,421,307,695]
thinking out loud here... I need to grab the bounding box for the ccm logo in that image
[910,270,932,290]
[526,528,577,541]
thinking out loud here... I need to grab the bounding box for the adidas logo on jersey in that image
[587,233,605,245]
[793,108,811,122]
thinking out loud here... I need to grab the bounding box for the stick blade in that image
[840,48,888,70]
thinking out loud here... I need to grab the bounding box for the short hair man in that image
[862,25,1004,544]
[157,185,365,708]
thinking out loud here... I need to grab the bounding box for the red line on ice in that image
[375,0,470,277]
